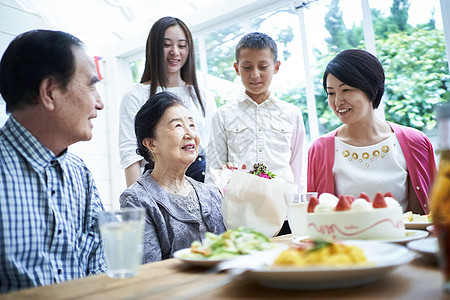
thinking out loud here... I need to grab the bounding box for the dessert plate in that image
[234,241,414,290]
[404,221,432,230]
[370,229,429,244]
[407,237,438,260]
[292,230,428,245]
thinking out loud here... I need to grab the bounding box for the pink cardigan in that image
[307,122,437,214]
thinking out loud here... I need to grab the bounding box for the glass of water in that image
[287,192,318,240]
[287,201,309,239]
[98,208,145,279]
[300,192,318,203]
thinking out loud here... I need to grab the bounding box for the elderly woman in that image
[120,91,226,262]
[308,49,436,214]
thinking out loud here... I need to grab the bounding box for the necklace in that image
[336,143,395,168]
[341,145,390,160]
[151,174,188,194]
[164,181,187,194]
[166,185,183,194]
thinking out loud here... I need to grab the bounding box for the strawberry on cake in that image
[306,192,405,240]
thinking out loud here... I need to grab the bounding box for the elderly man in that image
[0,30,107,293]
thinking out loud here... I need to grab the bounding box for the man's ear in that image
[38,77,58,111]
[142,137,156,153]
[233,62,240,75]
[274,60,281,74]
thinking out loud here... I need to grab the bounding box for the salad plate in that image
[174,244,288,268]
[173,227,278,267]
[238,240,415,290]
[173,248,229,267]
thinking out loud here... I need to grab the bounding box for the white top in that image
[118,83,217,169]
[205,92,306,193]
[333,134,408,210]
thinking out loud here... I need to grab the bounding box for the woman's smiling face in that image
[146,104,199,167]
[326,74,373,126]
[163,25,188,75]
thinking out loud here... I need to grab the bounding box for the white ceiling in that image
[15,0,225,52]
[15,0,294,56]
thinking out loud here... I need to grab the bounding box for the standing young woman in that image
[119,16,216,186]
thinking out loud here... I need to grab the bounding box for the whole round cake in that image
[306,192,405,240]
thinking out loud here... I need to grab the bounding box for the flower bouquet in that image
[248,163,276,179]
[221,163,297,237]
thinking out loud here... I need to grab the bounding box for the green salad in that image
[183,227,275,260]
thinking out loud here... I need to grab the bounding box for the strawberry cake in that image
[306,192,405,240]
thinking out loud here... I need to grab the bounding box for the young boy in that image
[206,32,306,194]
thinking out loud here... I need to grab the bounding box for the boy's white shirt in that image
[205,92,306,193]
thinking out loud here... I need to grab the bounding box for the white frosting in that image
[314,195,338,213]
[314,202,335,213]
[313,194,401,213]
[318,193,339,203]
[351,198,373,211]
[385,197,400,208]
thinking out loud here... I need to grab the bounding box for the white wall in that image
[0,0,53,126]
[0,0,119,210]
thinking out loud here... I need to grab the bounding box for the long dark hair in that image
[140,16,205,116]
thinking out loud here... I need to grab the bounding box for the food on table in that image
[182,227,275,260]
[403,211,432,223]
[273,240,370,267]
[307,192,405,240]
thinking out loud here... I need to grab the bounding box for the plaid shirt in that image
[0,117,107,293]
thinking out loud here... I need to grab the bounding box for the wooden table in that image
[1,235,448,300]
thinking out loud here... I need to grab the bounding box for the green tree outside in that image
[378,29,450,130]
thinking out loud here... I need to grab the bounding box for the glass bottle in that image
[430,103,450,292]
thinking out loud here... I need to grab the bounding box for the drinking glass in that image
[98,208,145,279]
[300,192,318,203]
[287,192,318,239]
[287,201,309,239]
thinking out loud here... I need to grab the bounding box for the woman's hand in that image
[217,162,246,196]
[221,162,247,170]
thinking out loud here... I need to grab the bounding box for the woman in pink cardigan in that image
[308,49,436,214]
